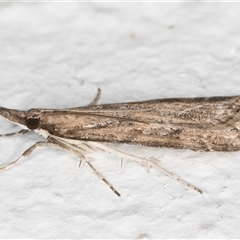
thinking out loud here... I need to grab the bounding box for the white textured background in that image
[1,2,240,239]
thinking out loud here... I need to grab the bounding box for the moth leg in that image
[0,129,29,137]
[146,163,150,173]
[88,142,202,194]
[87,88,101,106]
[86,161,121,197]
[79,160,82,167]
[69,150,121,197]
[0,141,55,172]
[47,136,86,159]
[48,136,121,196]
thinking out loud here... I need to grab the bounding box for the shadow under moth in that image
[1,89,239,196]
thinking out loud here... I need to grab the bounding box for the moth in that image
[1,89,239,196]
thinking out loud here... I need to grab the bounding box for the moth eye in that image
[26,118,39,130]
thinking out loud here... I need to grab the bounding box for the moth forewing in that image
[38,95,240,151]
[2,92,239,196]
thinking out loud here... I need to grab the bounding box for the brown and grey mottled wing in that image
[39,96,240,151]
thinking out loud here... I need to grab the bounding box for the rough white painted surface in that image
[1,2,240,238]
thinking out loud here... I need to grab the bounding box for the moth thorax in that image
[26,118,40,130]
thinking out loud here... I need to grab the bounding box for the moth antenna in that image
[88,142,202,194]
[0,129,29,137]
[0,141,55,172]
[121,158,123,168]
[87,88,101,106]
[86,161,120,197]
